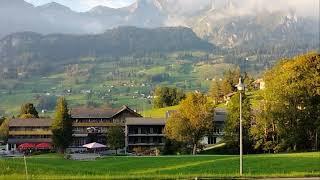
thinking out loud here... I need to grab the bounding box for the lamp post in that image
[236,77,245,176]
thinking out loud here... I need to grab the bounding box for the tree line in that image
[161,52,320,155]
[224,52,320,153]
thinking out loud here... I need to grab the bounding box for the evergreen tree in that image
[51,97,72,153]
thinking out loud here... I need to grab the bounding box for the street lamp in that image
[236,77,245,176]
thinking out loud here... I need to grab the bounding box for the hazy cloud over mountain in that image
[1,0,318,46]
[25,0,319,17]
[239,0,319,17]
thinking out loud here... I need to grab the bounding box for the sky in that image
[24,0,319,17]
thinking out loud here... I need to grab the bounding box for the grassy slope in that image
[142,105,180,118]
[0,52,247,117]
[0,152,319,179]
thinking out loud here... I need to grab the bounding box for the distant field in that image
[142,105,180,118]
[0,152,319,179]
[0,50,256,117]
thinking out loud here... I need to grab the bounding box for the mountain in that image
[0,26,214,75]
[0,0,318,51]
[190,9,318,48]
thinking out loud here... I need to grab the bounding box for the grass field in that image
[0,152,319,179]
[142,105,180,118]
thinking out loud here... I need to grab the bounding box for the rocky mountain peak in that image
[37,2,71,12]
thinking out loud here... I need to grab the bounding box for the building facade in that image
[6,106,226,153]
[7,118,52,151]
[70,105,141,147]
[201,108,226,146]
[125,118,166,152]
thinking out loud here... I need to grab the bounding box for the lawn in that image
[0,152,319,179]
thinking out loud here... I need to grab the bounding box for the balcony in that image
[73,122,124,127]
[73,133,88,137]
[128,143,165,146]
[212,132,224,136]
[8,138,52,144]
[128,133,165,137]
[9,130,52,135]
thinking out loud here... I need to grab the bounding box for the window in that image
[208,136,216,144]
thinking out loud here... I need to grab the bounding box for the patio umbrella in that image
[36,143,52,150]
[82,142,106,149]
[18,143,35,150]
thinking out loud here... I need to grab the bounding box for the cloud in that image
[240,0,319,17]
[25,0,319,16]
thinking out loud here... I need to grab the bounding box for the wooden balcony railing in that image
[9,130,52,135]
[73,122,124,127]
[8,138,52,144]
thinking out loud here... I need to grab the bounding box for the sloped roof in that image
[70,105,141,118]
[215,108,227,122]
[126,118,166,125]
[9,118,52,127]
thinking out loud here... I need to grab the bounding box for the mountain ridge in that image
[0,0,318,50]
[0,26,214,74]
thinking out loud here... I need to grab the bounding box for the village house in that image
[253,78,265,90]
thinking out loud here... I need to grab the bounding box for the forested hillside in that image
[0,26,213,75]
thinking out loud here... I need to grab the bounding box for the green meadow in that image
[0,152,319,179]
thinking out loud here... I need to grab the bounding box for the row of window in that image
[128,137,164,144]
[9,135,50,139]
[74,118,125,124]
[128,127,163,134]
[10,127,50,131]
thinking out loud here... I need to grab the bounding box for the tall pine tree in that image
[51,97,72,153]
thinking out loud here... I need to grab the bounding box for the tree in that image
[255,52,320,152]
[51,97,73,153]
[209,68,245,104]
[220,68,241,96]
[209,81,223,104]
[224,92,253,153]
[250,101,277,153]
[153,86,186,108]
[165,93,214,155]
[106,126,125,154]
[19,103,39,118]
[0,118,9,142]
